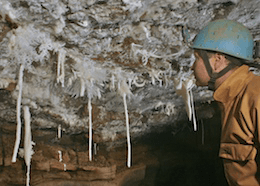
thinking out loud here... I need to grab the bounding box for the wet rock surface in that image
[0,0,259,185]
[0,0,259,139]
[0,103,228,186]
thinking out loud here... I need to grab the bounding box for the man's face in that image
[191,52,210,86]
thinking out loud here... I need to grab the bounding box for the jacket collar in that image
[213,65,253,103]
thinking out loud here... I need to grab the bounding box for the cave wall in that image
[0,0,260,185]
[1,0,259,142]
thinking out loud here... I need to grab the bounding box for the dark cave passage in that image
[135,104,228,186]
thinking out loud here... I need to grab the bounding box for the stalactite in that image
[94,143,97,155]
[12,64,24,163]
[175,75,197,131]
[58,150,62,162]
[111,75,115,90]
[189,88,197,131]
[80,78,85,97]
[123,93,131,168]
[57,48,66,87]
[58,124,62,139]
[88,97,93,161]
[23,106,33,186]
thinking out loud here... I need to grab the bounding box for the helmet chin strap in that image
[199,51,236,91]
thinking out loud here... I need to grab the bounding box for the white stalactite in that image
[23,106,33,186]
[58,150,62,162]
[111,75,115,90]
[58,124,62,139]
[94,143,97,155]
[88,97,92,161]
[57,55,61,79]
[123,93,131,168]
[189,88,197,131]
[175,76,197,131]
[117,80,132,168]
[80,78,85,97]
[57,48,66,87]
[26,163,30,186]
[12,64,24,163]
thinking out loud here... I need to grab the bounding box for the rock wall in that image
[0,0,260,185]
[1,0,259,141]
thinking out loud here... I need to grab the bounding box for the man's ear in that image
[211,53,227,73]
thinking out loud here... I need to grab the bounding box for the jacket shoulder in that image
[247,74,260,91]
[246,73,260,104]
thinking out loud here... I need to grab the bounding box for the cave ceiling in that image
[0,0,260,144]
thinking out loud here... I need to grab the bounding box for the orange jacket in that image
[214,65,260,186]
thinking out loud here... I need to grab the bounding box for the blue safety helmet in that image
[192,19,254,61]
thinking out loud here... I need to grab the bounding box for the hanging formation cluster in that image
[0,1,193,185]
[1,0,259,185]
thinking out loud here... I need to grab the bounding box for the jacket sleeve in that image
[254,98,260,146]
